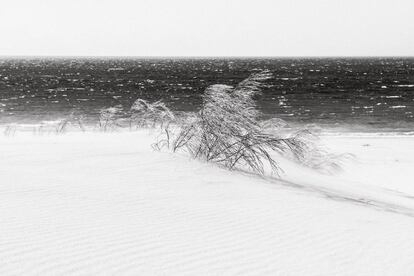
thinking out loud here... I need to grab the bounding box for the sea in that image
[0,57,413,133]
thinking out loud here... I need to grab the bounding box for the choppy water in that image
[0,57,413,132]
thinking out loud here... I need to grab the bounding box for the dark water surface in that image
[0,57,413,132]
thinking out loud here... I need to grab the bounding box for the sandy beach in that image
[1,130,413,275]
[2,0,413,274]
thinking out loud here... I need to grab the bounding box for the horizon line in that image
[1,55,414,59]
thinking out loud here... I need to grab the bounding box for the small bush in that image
[129,99,175,129]
[98,105,124,131]
[55,111,85,133]
[155,71,322,176]
[95,72,341,176]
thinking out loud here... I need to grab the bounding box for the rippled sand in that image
[1,131,414,275]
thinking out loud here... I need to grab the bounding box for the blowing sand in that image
[1,131,414,275]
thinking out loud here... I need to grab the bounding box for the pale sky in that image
[0,0,413,57]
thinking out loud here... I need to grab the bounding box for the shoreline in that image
[1,121,414,137]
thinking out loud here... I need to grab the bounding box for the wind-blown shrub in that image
[156,71,320,176]
[95,71,342,176]
[129,99,175,129]
[55,111,85,133]
[98,105,124,131]
[96,99,175,132]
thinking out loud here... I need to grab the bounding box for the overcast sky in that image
[0,0,413,57]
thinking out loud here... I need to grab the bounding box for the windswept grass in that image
[151,71,340,176]
[55,111,85,133]
[129,99,175,129]
[98,106,124,132]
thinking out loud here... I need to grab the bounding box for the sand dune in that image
[1,131,414,275]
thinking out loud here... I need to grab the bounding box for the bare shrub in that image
[129,99,175,129]
[156,71,322,176]
[95,99,175,132]
[92,71,338,176]
[98,105,124,132]
[55,111,85,133]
